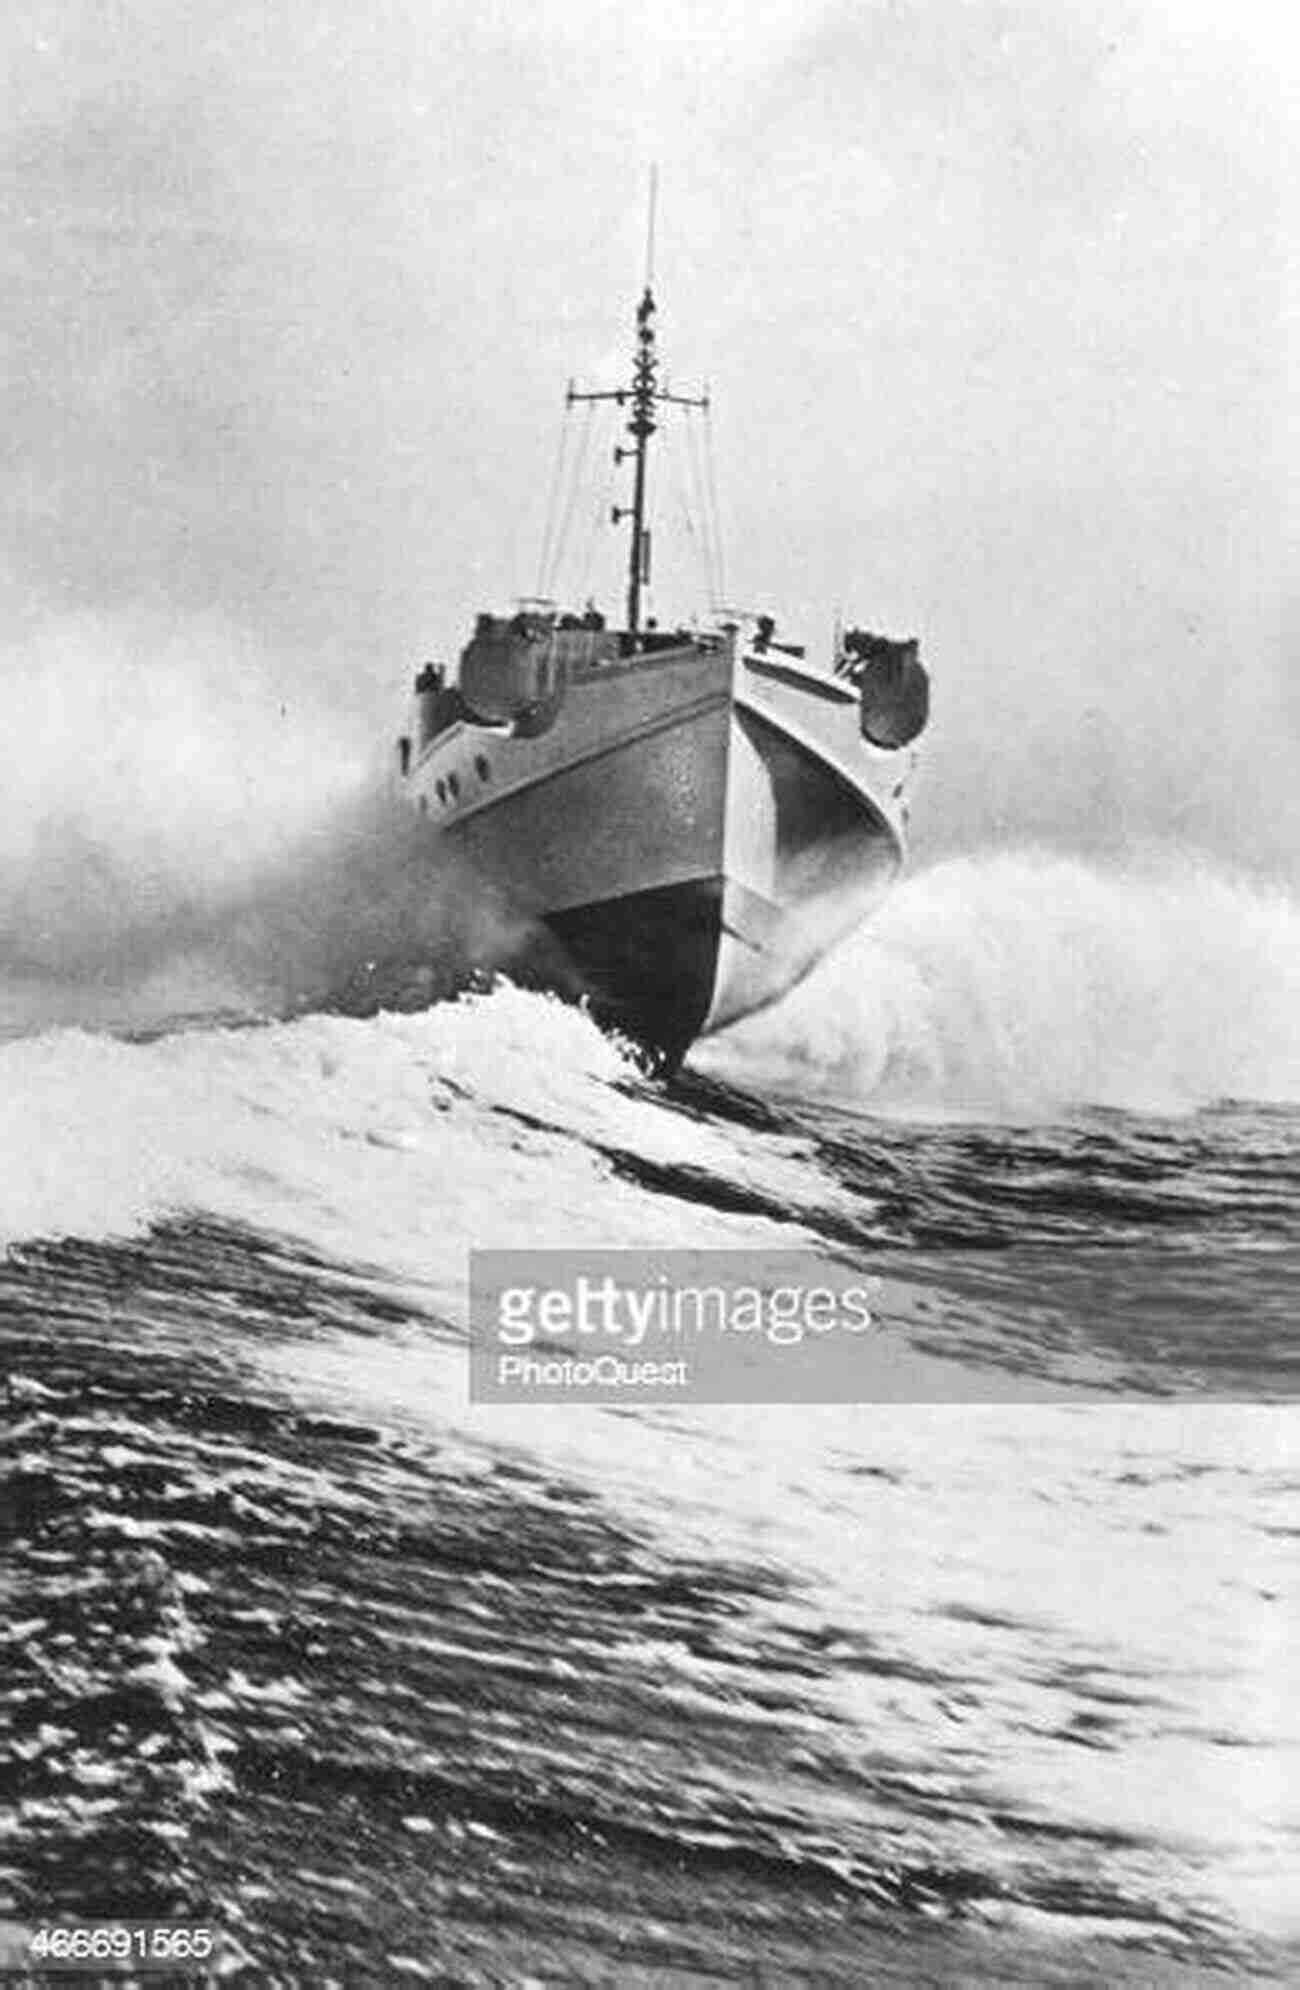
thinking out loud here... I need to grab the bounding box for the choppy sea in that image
[4,849,1299,1985]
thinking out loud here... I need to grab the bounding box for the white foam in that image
[0,985,827,1270]
[696,850,1300,1116]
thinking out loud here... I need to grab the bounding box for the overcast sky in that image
[2,0,1296,871]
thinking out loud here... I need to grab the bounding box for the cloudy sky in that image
[2,0,1295,871]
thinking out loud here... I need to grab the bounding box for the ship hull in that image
[404,634,910,1065]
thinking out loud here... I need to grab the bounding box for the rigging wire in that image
[578,407,619,606]
[534,401,572,600]
[677,411,707,607]
[543,398,596,601]
[683,407,719,609]
[702,401,727,609]
[668,415,705,607]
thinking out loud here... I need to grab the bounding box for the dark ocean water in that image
[3,856,1300,1985]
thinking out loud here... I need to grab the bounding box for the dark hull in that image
[544,878,725,1069]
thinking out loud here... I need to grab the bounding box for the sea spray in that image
[696,851,1300,1117]
[0,614,535,1033]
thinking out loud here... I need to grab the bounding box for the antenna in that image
[644,165,658,291]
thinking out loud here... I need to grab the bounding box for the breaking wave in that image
[0,985,823,1264]
[698,851,1300,1117]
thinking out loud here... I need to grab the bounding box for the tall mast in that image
[618,287,658,635]
[568,178,707,636]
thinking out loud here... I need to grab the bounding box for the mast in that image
[567,181,707,636]
[617,287,658,635]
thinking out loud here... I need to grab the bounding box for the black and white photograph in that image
[3,1,1297,1983]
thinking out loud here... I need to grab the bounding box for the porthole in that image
[435,779,447,804]
[475,755,490,782]
[448,772,461,799]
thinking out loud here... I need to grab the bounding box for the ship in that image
[396,275,929,1072]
